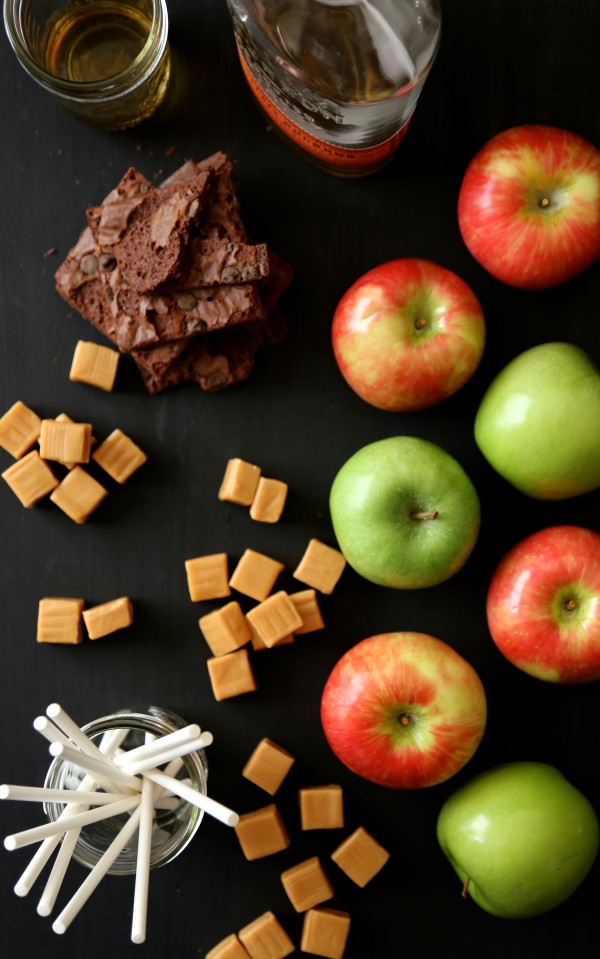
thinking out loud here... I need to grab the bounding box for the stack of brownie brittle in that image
[55,153,292,393]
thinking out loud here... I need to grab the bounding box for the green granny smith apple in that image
[329,436,480,589]
[474,342,600,499]
[437,762,599,918]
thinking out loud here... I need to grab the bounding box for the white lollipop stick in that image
[97,726,130,759]
[48,743,141,792]
[52,804,142,935]
[0,785,129,805]
[14,835,62,897]
[4,794,141,850]
[46,705,115,766]
[142,769,239,827]
[33,717,71,748]
[131,776,155,945]
[122,733,213,776]
[37,830,81,917]
[112,724,201,768]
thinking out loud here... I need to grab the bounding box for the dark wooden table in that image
[1,1,598,955]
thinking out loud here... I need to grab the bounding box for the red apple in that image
[320,632,487,789]
[487,525,600,683]
[331,258,485,411]
[458,125,600,289]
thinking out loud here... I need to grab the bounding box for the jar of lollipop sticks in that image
[43,706,210,875]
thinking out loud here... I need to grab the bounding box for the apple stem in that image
[411,510,439,521]
[563,598,577,612]
[414,316,427,331]
[461,877,471,900]
[539,196,550,208]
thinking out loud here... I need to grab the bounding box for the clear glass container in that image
[226,0,442,176]
[43,706,208,875]
[3,0,171,129]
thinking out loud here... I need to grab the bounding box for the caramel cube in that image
[246,592,303,648]
[53,414,94,469]
[239,912,294,959]
[39,418,91,465]
[186,553,231,602]
[0,401,41,458]
[249,477,288,524]
[293,540,346,594]
[331,827,390,887]
[249,622,294,651]
[69,340,119,391]
[235,804,290,861]
[2,450,58,507]
[300,786,344,831]
[218,458,261,506]
[229,549,284,602]
[37,598,84,645]
[280,857,334,913]
[300,909,351,959]
[207,649,257,701]
[50,466,108,523]
[289,589,325,635]
[242,739,295,796]
[82,597,133,640]
[199,602,252,657]
[206,935,251,959]
[92,429,147,483]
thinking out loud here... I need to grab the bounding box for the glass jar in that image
[43,707,208,875]
[226,0,442,176]
[3,0,171,129]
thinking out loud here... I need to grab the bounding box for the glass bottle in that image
[226,0,442,176]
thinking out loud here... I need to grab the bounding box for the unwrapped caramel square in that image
[331,827,390,887]
[246,592,303,648]
[242,738,295,795]
[37,598,84,645]
[69,340,119,391]
[2,450,58,507]
[199,602,252,657]
[82,597,133,640]
[53,414,94,469]
[300,786,344,831]
[218,458,261,506]
[250,622,294,651]
[207,649,257,701]
[249,477,288,524]
[293,540,346,594]
[281,857,334,913]
[50,466,108,523]
[229,549,284,602]
[206,934,251,959]
[39,418,91,465]
[186,553,231,602]
[92,428,147,483]
[0,401,42,458]
[235,804,290,861]
[289,589,325,635]
[300,908,351,959]
[238,912,294,959]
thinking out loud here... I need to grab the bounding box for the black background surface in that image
[1,1,599,956]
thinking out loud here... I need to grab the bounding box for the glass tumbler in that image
[43,706,208,875]
[226,0,442,176]
[3,0,171,129]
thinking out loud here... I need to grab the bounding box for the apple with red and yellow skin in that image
[487,525,600,683]
[458,125,600,289]
[320,632,487,789]
[331,258,485,411]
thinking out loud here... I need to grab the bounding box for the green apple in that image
[329,436,480,589]
[474,342,600,499]
[437,762,600,918]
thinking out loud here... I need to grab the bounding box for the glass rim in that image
[3,0,169,102]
